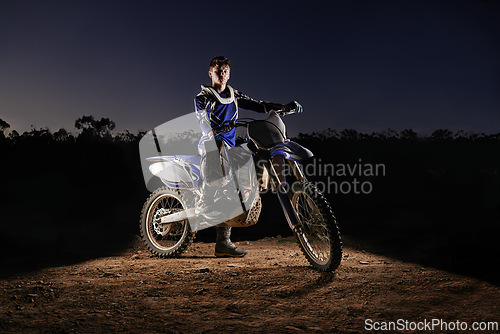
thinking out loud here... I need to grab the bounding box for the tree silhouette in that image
[0,118,10,140]
[24,127,52,143]
[114,130,142,143]
[431,129,454,141]
[8,130,19,141]
[0,118,10,132]
[401,129,418,140]
[340,129,359,141]
[75,115,116,141]
[53,128,74,143]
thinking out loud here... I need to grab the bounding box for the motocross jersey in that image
[194,85,282,152]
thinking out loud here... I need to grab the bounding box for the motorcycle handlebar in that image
[214,108,290,136]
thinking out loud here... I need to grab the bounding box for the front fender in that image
[270,141,313,161]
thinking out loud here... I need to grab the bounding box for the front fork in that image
[270,156,305,191]
[268,156,305,232]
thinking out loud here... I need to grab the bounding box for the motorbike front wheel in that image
[140,187,194,257]
[291,180,342,271]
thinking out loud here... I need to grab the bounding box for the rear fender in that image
[148,159,200,189]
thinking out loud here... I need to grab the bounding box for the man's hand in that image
[220,120,235,132]
[284,101,303,114]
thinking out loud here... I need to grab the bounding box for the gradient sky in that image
[1,0,499,136]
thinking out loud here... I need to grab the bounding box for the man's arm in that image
[234,89,284,113]
[194,94,213,135]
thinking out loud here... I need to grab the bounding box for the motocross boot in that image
[195,193,222,221]
[215,225,248,258]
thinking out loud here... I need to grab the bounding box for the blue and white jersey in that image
[194,85,282,152]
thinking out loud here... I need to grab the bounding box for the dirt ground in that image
[0,237,499,333]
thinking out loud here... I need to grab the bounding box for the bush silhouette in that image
[0,115,499,283]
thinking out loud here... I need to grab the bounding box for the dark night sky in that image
[1,0,499,136]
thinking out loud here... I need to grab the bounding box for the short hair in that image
[209,56,231,70]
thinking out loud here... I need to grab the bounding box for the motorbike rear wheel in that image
[291,180,342,271]
[140,187,194,257]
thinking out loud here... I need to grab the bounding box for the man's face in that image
[209,65,230,86]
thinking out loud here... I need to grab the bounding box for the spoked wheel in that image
[140,187,194,257]
[291,180,342,271]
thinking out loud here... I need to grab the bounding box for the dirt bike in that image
[139,110,342,272]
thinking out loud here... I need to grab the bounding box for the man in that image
[194,56,302,257]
